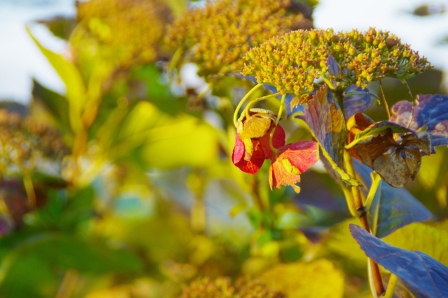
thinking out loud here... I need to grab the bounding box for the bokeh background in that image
[0,1,447,297]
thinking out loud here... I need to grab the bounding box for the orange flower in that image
[269,141,319,193]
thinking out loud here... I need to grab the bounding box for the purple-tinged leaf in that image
[327,55,339,76]
[300,85,347,168]
[350,224,448,298]
[343,85,377,118]
[354,159,432,238]
[390,94,448,152]
[351,121,431,187]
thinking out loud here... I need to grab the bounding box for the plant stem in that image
[275,94,286,125]
[233,83,263,127]
[364,172,382,212]
[343,149,385,296]
[384,274,398,298]
[379,80,391,119]
[23,174,36,209]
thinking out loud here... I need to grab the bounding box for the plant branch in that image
[343,149,385,296]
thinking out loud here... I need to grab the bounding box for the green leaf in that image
[31,79,72,134]
[110,101,219,169]
[0,232,143,296]
[27,26,86,132]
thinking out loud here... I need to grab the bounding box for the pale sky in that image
[0,0,447,103]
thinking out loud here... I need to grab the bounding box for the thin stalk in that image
[401,79,414,102]
[23,174,36,209]
[169,47,183,78]
[401,79,416,129]
[55,269,78,298]
[244,93,280,119]
[379,80,390,119]
[343,149,385,296]
[233,83,263,127]
[364,172,382,212]
[384,274,399,298]
[275,94,286,125]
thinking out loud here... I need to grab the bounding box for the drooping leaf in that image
[383,221,448,266]
[352,122,431,187]
[350,224,448,298]
[343,85,377,118]
[27,26,86,133]
[300,85,346,169]
[390,94,448,152]
[354,159,432,238]
[258,259,344,298]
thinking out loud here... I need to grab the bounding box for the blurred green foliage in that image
[0,0,447,297]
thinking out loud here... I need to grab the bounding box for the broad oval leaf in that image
[299,85,347,169]
[390,94,448,152]
[350,224,448,298]
[354,159,432,238]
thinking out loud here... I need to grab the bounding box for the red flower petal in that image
[259,124,286,159]
[232,134,265,174]
[269,141,319,192]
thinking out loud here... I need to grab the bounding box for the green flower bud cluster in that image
[243,28,432,100]
[179,277,285,298]
[165,0,312,79]
[0,110,68,177]
[73,0,172,69]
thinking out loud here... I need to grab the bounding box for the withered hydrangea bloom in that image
[166,0,313,79]
[243,28,432,102]
[72,0,172,69]
[0,110,68,177]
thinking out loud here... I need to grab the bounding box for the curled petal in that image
[259,124,286,159]
[232,134,265,174]
[269,141,319,192]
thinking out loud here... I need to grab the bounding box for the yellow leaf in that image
[383,220,448,266]
[258,259,344,298]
